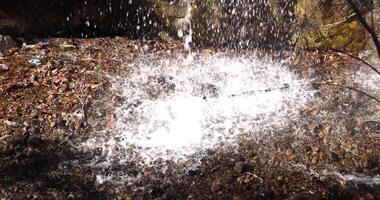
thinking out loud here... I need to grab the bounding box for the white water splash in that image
[352,66,380,96]
[333,172,380,186]
[82,53,315,166]
[177,0,193,62]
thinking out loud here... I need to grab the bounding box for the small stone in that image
[0,63,9,71]
[29,58,42,67]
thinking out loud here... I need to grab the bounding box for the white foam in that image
[333,172,380,186]
[81,53,314,164]
[352,66,380,95]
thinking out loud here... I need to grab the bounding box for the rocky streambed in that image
[0,37,380,199]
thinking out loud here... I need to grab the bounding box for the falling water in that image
[180,0,194,61]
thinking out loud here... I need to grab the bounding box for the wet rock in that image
[234,162,254,173]
[0,35,19,51]
[145,75,176,99]
[294,0,368,52]
[286,193,322,200]
[28,58,42,67]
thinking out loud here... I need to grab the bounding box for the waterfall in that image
[181,0,194,61]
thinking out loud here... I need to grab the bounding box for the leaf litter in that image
[0,38,379,199]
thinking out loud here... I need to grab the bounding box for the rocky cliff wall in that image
[1,0,379,53]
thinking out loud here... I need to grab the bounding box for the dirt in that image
[0,37,379,200]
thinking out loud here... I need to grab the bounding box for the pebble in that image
[0,63,9,71]
[28,58,42,67]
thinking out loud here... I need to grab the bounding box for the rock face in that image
[367,0,380,54]
[294,0,370,52]
[0,0,158,38]
[1,0,378,52]
[0,35,19,50]
[153,0,295,49]
[154,0,379,52]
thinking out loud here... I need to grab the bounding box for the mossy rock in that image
[295,0,367,52]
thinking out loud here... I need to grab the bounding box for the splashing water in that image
[82,52,315,167]
[79,1,316,184]
[177,0,193,62]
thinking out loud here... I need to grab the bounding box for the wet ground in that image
[0,37,380,199]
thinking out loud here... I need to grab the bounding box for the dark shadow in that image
[0,137,107,199]
[0,0,158,39]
